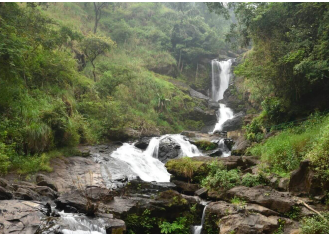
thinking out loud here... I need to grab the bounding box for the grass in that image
[248,113,329,177]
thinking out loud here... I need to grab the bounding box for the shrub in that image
[202,161,240,190]
[248,113,328,177]
[159,217,187,234]
[300,212,329,234]
[241,173,266,187]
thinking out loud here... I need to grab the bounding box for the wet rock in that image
[14,188,39,200]
[172,180,200,195]
[245,204,279,216]
[0,200,48,234]
[134,137,151,150]
[208,100,220,110]
[207,148,223,157]
[278,178,289,191]
[120,180,176,197]
[222,111,245,132]
[219,213,279,234]
[0,178,10,188]
[36,174,58,192]
[231,136,250,156]
[158,137,182,162]
[56,186,113,215]
[223,138,234,150]
[289,160,328,196]
[105,219,126,234]
[242,156,260,167]
[55,190,87,214]
[195,187,208,198]
[77,146,91,157]
[190,107,217,123]
[207,189,227,200]
[226,186,296,213]
[189,88,209,101]
[0,186,13,200]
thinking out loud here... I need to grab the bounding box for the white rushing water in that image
[211,59,234,133]
[59,211,106,234]
[192,203,209,234]
[110,134,200,182]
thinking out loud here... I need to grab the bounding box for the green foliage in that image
[232,3,329,120]
[241,173,266,187]
[244,113,265,142]
[126,209,157,234]
[300,212,329,234]
[202,161,241,190]
[159,217,188,234]
[248,113,329,178]
[285,206,301,220]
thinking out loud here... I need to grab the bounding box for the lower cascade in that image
[59,211,106,234]
[192,203,209,234]
[110,134,201,182]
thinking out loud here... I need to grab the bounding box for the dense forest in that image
[0,2,329,234]
[0,2,236,173]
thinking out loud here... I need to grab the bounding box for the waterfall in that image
[59,211,106,234]
[110,134,200,182]
[110,143,171,182]
[211,59,234,133]
[192,203,209,234]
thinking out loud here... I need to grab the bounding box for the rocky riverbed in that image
[0,132,328,234]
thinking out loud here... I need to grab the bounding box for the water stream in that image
[110,134,201,182]
[59,211,106,234]
[211,59,234,133]
[192,202,209,234]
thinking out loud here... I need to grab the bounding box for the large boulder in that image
[231,136,250,156]
[219,213,279,234]
[289,160,328,196]
[189,107,217,124]
[189,88,209,101]
[55,186,113,215]
[221,111,245,132]
[221,87,246,113]
[158,137,182,162]
[226,186,296,214]
[134,137,151,150]
[0,200,49,234]
[203,201,280,234]
[0,186,13,200]
[36,174,58,192]
[172,180,200,195]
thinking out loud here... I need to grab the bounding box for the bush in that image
[248,113,329,177]
[202,161,241,190]
[300,212,329,234]
[241,173,266,187]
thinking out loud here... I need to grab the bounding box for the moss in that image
[193,140,218,151]
[165,157,209,183]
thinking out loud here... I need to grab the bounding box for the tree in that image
[93,2,108,34]
[80,34,115,81]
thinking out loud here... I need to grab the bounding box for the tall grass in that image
[248,113,329,177]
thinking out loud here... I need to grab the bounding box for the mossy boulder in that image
[193,140,218,151]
